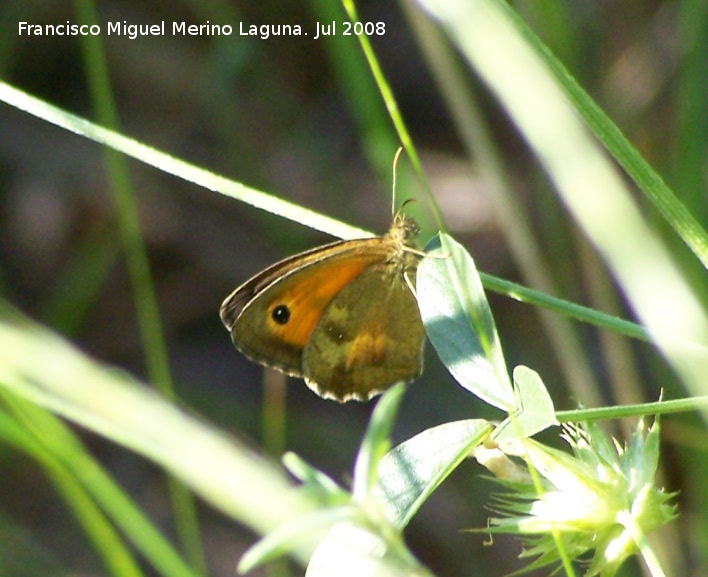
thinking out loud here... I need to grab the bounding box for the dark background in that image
[1,1,705,576]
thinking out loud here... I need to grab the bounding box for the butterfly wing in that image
[220,238,347,330]
[302,264,425,401]
[221,239,390,376]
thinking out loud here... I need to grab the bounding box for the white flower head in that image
[473,419,677,576]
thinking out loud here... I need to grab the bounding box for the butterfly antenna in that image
[391,146,404,216]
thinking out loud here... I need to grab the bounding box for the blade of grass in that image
[674,0,708,226]
[1,394,203,577]
[0,403,146,577]
[0,80,667,347]
[417,0,708,398]
[503,2,708,269]
[306,0,400,183]
[555,396,708,423]
[0,80,371,242]
[73,0,205,572]
[0,304,320,566]
[402,2,602,406]
[340,0,444,229]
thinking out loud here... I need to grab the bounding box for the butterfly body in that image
[220,215,425,402]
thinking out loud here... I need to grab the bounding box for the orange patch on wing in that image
[346,330,388,369]
[264,253,381,348]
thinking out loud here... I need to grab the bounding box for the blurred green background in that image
[0,1,706,576]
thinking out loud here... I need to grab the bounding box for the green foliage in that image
[0,0,706,576]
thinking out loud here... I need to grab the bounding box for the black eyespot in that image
[271,304,290,325]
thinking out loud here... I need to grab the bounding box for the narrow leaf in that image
[417,233,515,411]
[353,383,407,500]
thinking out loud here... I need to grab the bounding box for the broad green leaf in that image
[375,419,491,528]
[306,520,435,577]
[417,233,515,411]
[492,366,558,442]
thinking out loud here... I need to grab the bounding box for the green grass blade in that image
[2,396,203,577]
[417,0,708,398]
[0,303,320,567]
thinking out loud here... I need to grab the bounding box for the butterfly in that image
[220,213,426,402]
